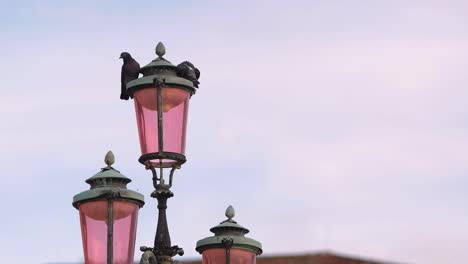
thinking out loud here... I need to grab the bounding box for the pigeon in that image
[176,61,200,88]
[120,52,140,100]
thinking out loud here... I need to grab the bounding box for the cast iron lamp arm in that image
[140,164,184,264]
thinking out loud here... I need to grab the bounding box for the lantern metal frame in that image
[73,151,145,264]
[196,206,263,264]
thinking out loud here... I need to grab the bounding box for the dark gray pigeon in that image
[176,61,200,88]
[120,52,140,100]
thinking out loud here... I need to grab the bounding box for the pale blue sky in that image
[1,1,468,263]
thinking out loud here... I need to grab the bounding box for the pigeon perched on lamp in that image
[176,61,200,88]
[120,52,140,100]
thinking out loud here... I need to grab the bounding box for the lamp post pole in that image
[140,168,183,264]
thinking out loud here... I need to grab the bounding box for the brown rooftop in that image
[177,252,400,264]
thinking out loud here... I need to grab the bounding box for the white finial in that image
[156,42,166,58]
[225,205,235,220]
[104,151,115,166]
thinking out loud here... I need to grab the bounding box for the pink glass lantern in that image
[133,87,190,168]
[73,151,145,264]
[202,248,257,264]
[125,42,198,168]
[79,201,139,264]
[196,206,262,264]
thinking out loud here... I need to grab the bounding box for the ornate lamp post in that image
[121,42,200,264]
[196,206,262,264]
[73,41,262,264]
[73,151,145,264]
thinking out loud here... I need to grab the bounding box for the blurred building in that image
[179,252,400,264]
[46,251,401,264]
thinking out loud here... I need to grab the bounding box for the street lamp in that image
[73,151,145,264]
[73,41,262,264]
[123,42,199,264]
[196,206,262,264]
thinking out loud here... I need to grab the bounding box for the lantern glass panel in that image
[202,248,256,264]
[79,201,108,264]
[134,87,190,166]
[113,201,139,264]
[79,200,140,264]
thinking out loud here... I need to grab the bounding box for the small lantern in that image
[196,206,262,264]
[126,42,198,169]
[73,151,145,264]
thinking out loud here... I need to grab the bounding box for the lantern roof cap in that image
[196,206,262,255]
[72,151,144,209]
[140,42,177,72]
[126,41,198,96]
[85,151,131,185]
[209,205,250,235]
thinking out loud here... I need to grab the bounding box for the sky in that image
[1,0,468,263]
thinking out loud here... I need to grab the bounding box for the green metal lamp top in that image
[195,206,263,255]
[72,151,144,209]
[126,41,199,96]
[140,42,178,72]
[209,205,250,236]
[84,151,131,186]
